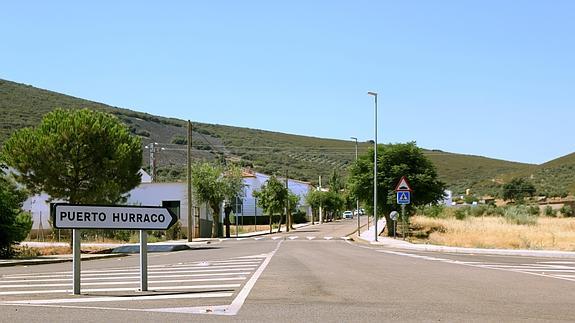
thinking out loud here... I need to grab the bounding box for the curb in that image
[370,241,575,259]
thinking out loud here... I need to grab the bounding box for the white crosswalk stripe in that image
[0,257,264,298]
[247,236,350,241]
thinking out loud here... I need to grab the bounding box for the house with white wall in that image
[19,168,312,238]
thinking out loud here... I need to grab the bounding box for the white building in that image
[20,169,312,238]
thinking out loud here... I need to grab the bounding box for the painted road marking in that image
[0,272,252,284]
[376,249,575,283]
[0,277,246,289]
[306,237,316,240]
[5,292,233,305]
[0,249,280,316]
[0,283,242,296]
[288,236,299,240]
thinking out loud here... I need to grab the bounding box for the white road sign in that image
[53,204,178,230]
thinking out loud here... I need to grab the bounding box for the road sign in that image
[53,204,178,230]
[395,176,412,192]
[397,191,411,204]
[390,211,399,221]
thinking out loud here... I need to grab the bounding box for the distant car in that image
[343,210,353,219]
[353,209,365,216]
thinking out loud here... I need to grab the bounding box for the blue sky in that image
[1,1,574,164]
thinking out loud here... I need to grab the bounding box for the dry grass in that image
[410,216,575,251]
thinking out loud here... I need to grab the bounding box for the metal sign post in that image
[72,229,81,295]
[140,230,148,292]
[401,204,406,240]
[394,176,412,242]
[53,204,177,295]
[390,211,399,239]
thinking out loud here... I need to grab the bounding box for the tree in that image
[253,175,288,233]
[328,169,344,192]
[190,163,244,238]
[502,178,536,203]
[348,142,445,236]
[2,108,142,205]
[0,167,33,258]
[305,189,344,222]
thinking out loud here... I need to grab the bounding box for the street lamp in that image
[367,91,378,242]
[350,137,360,236]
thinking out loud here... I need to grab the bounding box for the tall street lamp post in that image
[350,137,360,235]
[367,91,378,242]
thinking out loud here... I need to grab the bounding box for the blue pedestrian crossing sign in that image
[397,191,411,204]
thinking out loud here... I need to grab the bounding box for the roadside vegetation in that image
[411,204,575,251]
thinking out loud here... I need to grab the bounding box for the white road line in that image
[152,241,284,316]
[235,254,268,259]
[272,237,282,240]
[2,266,258,279]
[254,237,265,240]
[3,292,233,305]
[0,272,252,284]
[538,261,575,265]
[288,236,298,240]
[377,249,575,283]
[306,236,316,240]
[0,283,241,296]
[149,260,261,267]
[552,274,575,278]
[324,237,333,240]
[0,277,246,289]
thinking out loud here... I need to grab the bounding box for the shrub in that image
[544,205,557,217]
[560,205,574,217]
[171,135,187,145]
[469,205,488,217]
[420,205,446,218]
[292,210,308,224]
[485,205,505,216]
[504,206,537,225]
[166,221,182,240]
[527,205,540,216]
[454,206,469,220]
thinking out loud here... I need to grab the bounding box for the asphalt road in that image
[2,218,575,322]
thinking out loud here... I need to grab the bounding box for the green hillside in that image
[2,78,570,195]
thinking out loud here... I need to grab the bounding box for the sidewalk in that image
[356,221,575,259]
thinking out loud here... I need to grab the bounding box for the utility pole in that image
[147,142,159,182]
[319,175,323,224]
[368,91,378,242]
[351,137,359,235]
[285,169,290,233]
[187,120,193,242]
[149,142,155,182]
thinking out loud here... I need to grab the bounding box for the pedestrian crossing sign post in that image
[397,191,411,204]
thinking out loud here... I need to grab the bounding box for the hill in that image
[1,78,568,195]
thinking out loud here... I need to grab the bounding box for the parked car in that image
[353,209,365,216]
[343,210,353,219]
